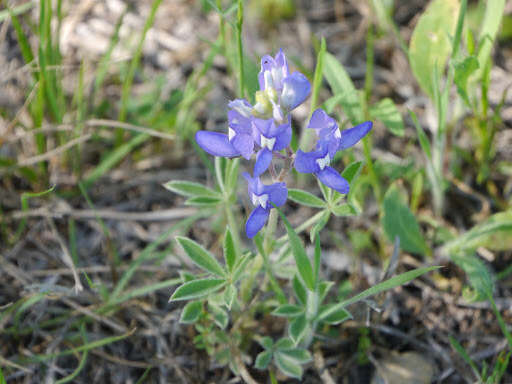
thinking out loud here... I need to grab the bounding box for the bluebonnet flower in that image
[294,109,372,194]
[243,173,288,238]
[254,49,311,121]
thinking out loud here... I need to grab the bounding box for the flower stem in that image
[236,0,244,98]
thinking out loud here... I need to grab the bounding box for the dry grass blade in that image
[16,134,92,166]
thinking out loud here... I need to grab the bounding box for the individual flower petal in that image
[231,132,254,160]
[243,172,264,196]
[273,120,292,151]
[254,148,273,177]
[258,49,289,91]
[316,166,349,194]
[228,110,252,135]
[280,72,311,110]
[307,108,338,139]
[253,118,274,138]
[264,182,288,207]
[246,206,270,238]
[294,149,322,173]
[196,131,240,158]
[228,99,253,118]
[338,121,373,150]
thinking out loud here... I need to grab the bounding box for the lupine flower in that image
[254,49,311,121]
[195,99,255,159]
[253,117,292,176]
[295,109,373,194]
[243,173,287,238]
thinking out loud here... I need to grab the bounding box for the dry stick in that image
[313,343,336,384]
[17,133,92,166]
[85,119,175,140]
[8,119,175,143]
[46,217,83,294]
[232,348,259,384]
[10,207,197,222]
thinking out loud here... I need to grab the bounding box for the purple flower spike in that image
[243,172,287,238]
[258,49,311,112]
[295,110,373,194]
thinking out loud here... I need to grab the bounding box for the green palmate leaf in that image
[275,352,304,379]
[185,196,223,207]
[223,284,236,310]
[276,206,315,290]
[382,186,430,255]
[409,0,460,98]
[180,301,203,323]
[292,275,307,306]
[443,211,512,253]
[176,237,226,277]
[208,303,228,329]
[318,305,352,324]
[318,266,440,321]
[318,281,334,302]
[231,253,252,282]
[288,189,326,208]
[323,52,364,124]
[223,228,236,273]
[314,235,321,285]
[341,160,364,184]
[278,348,312,364]
[255,350,272,370]
[369,98,405,136]
[275,338,295,350]
[163,180,219,198]
[451,253,494,302]
[289,314,308,344]
[310,210,330,242]
[258,336,274,350]
[331,204,357,217]
[272,304,304,317]
[453,56,479,105]
[169,278,226,301]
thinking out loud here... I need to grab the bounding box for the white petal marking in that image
[316,154,330,170]
[228,127,236,141]
[260,135,276,150]
[334,129,341,139]
[252,193,269,209]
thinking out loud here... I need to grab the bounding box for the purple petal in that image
[316,166,349,194]
[254,148,273,177]
[196,131,240,158]
[338,121,373,150]
[294,149,321,173]
[281,72,311,110]
[264,182,288,207]
[228,110,252,135]
[273,122,292,151]
[243,172,264,195]
[308,109,337,131]
[231,133,254,160]
[246,206,270,238]
[253,118,273,137]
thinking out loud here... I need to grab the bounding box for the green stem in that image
[236,0,244,98]
[224,201,241,256]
